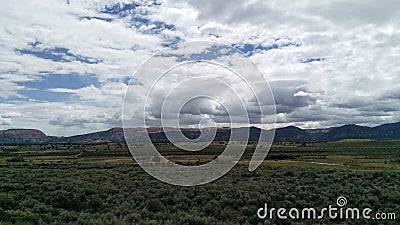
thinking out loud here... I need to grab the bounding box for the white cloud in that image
[0,118,12,126]
[0,0,399,135]
[1,112,22,118]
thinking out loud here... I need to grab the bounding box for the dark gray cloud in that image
[270,80,317,114]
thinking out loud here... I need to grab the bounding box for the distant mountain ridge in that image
[0,129,49,144]
[1,122,399,144]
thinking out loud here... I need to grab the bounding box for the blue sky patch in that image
[100,2,174,35]
[301,58,326,63]
[101,1,161,17]
[16,73,100,102]
[162,44,237,62]
[161,36,182,48]
[18,73,100,90]
[18,89,75,103]
[232,42,301,56]
[101,2,140,16]
[131,17,176,34]
[16,41,102,64]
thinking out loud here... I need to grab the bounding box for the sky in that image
[0,0,399,136]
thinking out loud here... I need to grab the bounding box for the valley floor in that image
[0,140,399,224]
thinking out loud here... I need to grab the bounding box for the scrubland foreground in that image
[0,140,399,224]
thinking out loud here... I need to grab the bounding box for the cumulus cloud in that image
[1,112,22,118]
[0,0,399,135]
[0,118,12,126]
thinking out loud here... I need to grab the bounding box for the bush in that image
[123,213,140,224]
[0,208,10,221]
[0,198,18,210]
[146,199,164,213]
[6,156,25,162]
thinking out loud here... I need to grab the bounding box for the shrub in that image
[6,156,25,162]
[146,199,164,213]
[0,208,10,221]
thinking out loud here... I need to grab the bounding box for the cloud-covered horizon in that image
[0,0,399,136]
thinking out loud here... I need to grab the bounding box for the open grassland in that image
[0,140,399,224]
